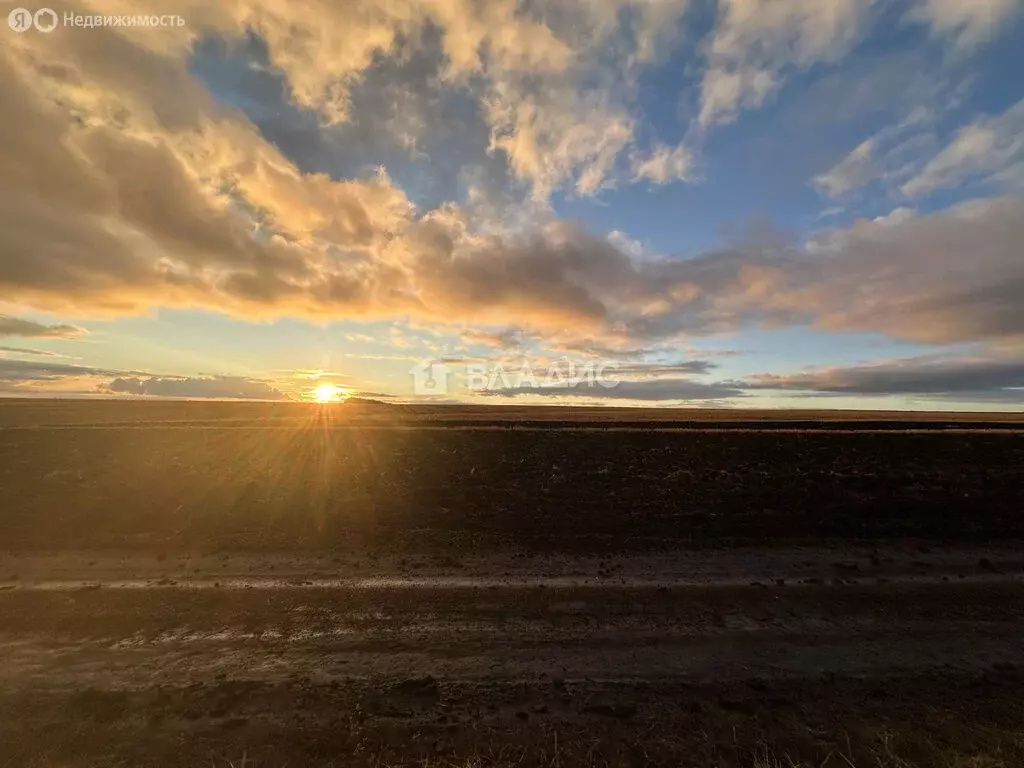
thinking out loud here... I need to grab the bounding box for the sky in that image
[1,0,1023,409]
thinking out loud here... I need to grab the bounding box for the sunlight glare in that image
[312,383,345,403]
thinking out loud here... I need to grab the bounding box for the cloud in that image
[106,376,289,400]
[0,359,110,382]
[611,360,718,377]
[812,106,935,198]
[909,0,1022,50]
[0,358,288,400]
[0,358,117,394]
[816,100,1024,201]
[1,1,1022,366]
[698,0,872,127]
[746,354,1024,400]
[0,346,69,358]
[900,99,1024,197]
[696,0,1015,130]
[36,0,693,205]
[482,377,746,401]
[5,17,1024,353]
[460,328,526,350]
[480,351,1024,403]
[813,137,880,198]
[761,197,1024,344]
[486,86,636,200]
[0,8,690,333]
[875,206,917,226]
[631,143,696,184]
[605,196,1024,347]
[0,316,86,339]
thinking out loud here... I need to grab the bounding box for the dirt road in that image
[3,549,1023,767]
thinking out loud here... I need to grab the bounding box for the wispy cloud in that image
[698,0,873,127]
[0,346,72,358]
[901,99,1024,197]
[908,0,1023,51]
[482,377,746,402]
[0,316,86,339]
[746,354,1024,401]
[106,376,288,401]
[0,358,290,401]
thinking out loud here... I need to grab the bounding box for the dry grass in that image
[201,727,1024,768]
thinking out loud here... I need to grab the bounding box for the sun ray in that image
[312,383,346,403]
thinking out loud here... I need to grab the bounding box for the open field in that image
[2,400,1024,552]
[4,398,1024,427]
[1,400,1024,766]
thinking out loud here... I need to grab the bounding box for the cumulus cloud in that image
[2,0,1022,373]
[0,5,694,332]
[0,316,87,339]
[4,17,1024,352]
[486,86,636,200]
[45,0,694,204]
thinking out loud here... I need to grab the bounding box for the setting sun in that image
[312,383,345,403]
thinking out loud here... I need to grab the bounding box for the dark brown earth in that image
[3,400,1024,552]
[1,400,1023,766]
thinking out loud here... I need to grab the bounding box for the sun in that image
[312,383,345,403]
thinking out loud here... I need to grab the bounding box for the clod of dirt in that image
[717,698,757,714]
[392,676,439,697]
[377,708,413,718]
[831,562,860,573]
[582,703,637,719]
[748,677,767,691]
